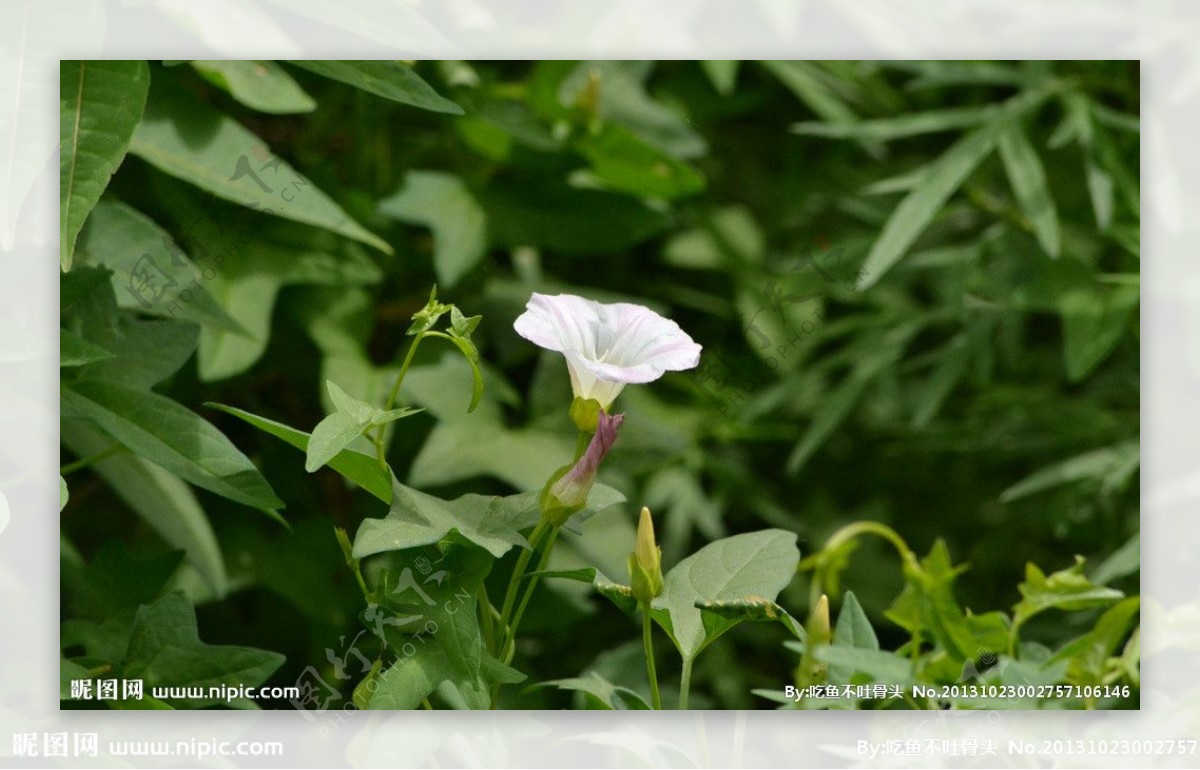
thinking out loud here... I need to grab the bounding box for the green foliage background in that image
[60,60,1139,709]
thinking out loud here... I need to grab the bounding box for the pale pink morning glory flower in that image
[513,293,702,409]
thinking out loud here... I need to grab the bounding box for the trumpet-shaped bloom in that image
[514,293,702,409]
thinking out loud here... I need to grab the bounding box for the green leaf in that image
[1000,441,1139,503]
[701,61,739,96]
[307,380,421,472]
[997,124,1061,257]
[574,124,706,200]
[1052,597,1139,688]
[62,539,183,622]
[354,476,530,559]
[695,595,804,640]
[1091,533,1140,586]
[793,104,996,141]
[290,60,462,115]
[61,380,283,513]
[208,403,391,501]
[763,61,860,132]
[60,329,114,368]
[812,646,911,685]
[62,419,227,594]
[368,545,517,709]
[122,593,285,708]
[59,476,69,511]
[652,529,800,661]
[61,266,201,391]
[1013,557,1123,628]
[530,671,651,710]
[885,540,1010,663]
[190,60,316,114]
[75,197,242,332]
[834,591,879,651]
[60,60,150,270]
[129,77,391,254]
[378,171,487,288]
[858,89,1050,288]
[367,649,451,710]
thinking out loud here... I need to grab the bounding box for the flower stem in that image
[641,602,662,709]
[373,333,426,470]
[503,525,560,663]
[496,519,550,653]
[679,657,694,710]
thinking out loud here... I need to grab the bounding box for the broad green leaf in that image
[1013,557,1123,629]
[367,649,451,710]
[834,591,879,651]
[696,595,804,640]
[531,671,651,710]
[812,646,911,685]
[997,124,1061,257]
[59,476,69,511]
[123,593,284,708]
[409,417,575,491]
[575,124,706,200]
[61,539,183,623]
[60,60,150,270]
[129,78,391,254]
[307,380,422,472]
[61,380,283,513]
[652,529,800,661]
[75,198,242,332]
[379,171,487,288]
[368,546,519,709]
[307,413,368,474]
[60,268,199,389]
[62,419,227,594]
[858,89,1050,288]
[1000,441,1139,503]
[207,403,392,503]
[60,329,114,368]
[353,476,531,559]
[190,60,316,114]
[290,60,462,115]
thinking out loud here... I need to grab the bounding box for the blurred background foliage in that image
[60,60,1138,709]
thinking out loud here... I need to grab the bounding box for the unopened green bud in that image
[629,507,663,603]
[810,593,831,647]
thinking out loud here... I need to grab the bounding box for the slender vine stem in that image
[641,603,662,709]
[373,332,426,470]
[503,525,560,663]
[496,519,550,651]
